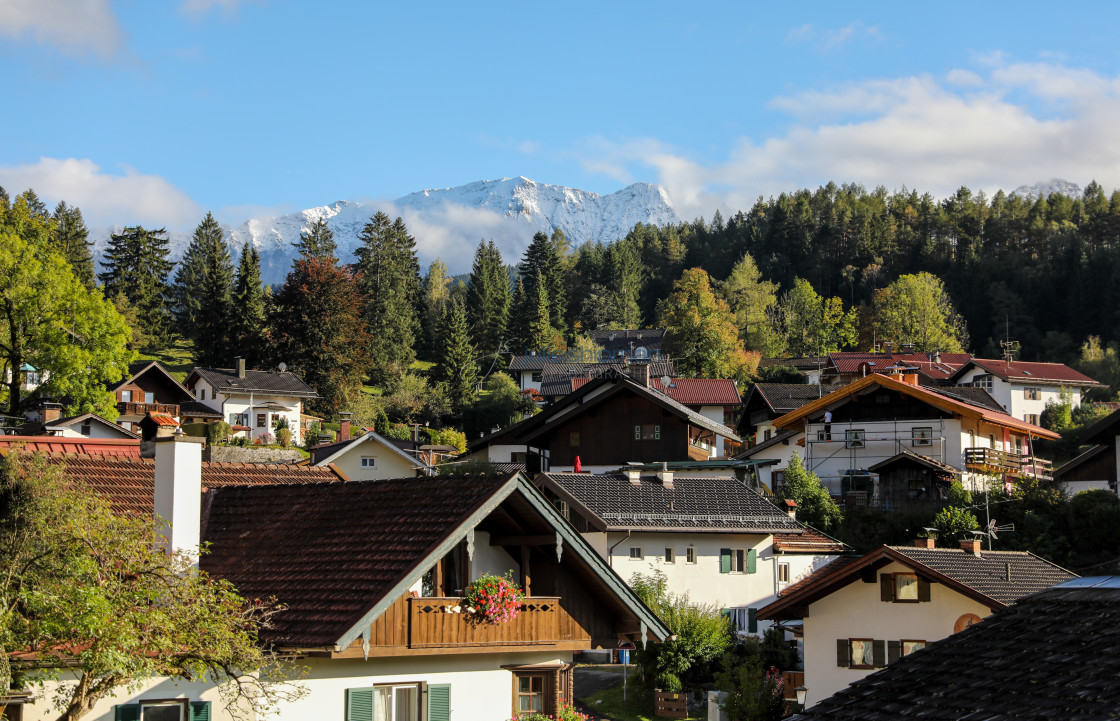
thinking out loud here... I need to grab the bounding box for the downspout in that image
[608,529,633,568]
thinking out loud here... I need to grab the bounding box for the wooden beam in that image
[521,544,532,597]
[490,534,556,546]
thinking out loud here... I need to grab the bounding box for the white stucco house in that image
[950,358,1101,426]
[758,539,1076,708]
[309,429,424,480]
[185,358,318,446]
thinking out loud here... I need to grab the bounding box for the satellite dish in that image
[660,375,671,388]
[278,362,287,372]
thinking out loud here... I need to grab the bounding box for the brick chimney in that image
[154,433,206,566]
[339,411,352,442]
[235,356,246,378]
[40,402,63,423]
[902,373,919,386]
[784,499,798,520]
[960,537,982,556]
[883,341,893,355]
[628,360,651,387]
[914,536,936,549]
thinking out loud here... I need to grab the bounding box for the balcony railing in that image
[408,596,566,648]
[964,448,1053,480]
[116,402,179,417]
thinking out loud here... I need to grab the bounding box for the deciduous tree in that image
[873,272,967,352]
[659,268,743,379]
[775,452,842,532]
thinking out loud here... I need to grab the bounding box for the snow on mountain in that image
[1011,178,1083,200]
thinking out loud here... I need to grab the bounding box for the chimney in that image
[883,341,893,356]
[960,537,982,557]
[629,360,651,387]
[625,464,642,485]
[784,499,798,519]
[154,433,206,565]
[903,373,919,386]
[40,402,63,423]
[235,356,246,378]
[339,412,352,442]
[914,536,936,549]
[656,462,674,489]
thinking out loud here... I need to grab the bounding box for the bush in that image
[276,427,292,448]
[206,421,231,447]
[932,505,979,545]
[776,452,842,531]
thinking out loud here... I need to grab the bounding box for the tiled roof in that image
[179,401,222,418]
[510,355,675,375]
[772,527,852,554]
[200,474,512,647]
[759,357,827,371]
[18,413,140,439]
[538,472,804,533]
[792,578,1120,720]
[776,556,859,597]
[145,412,179,427]
[0,436,141,458]
[188,367,319,398]
[650,378,741,406]
[926,385,1005,412]
[826,352,971,381]
[40,454,345,515]
[867,449,961,476]
[754,384,835,413]
[963,358,1101,386]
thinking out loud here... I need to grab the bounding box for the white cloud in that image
[786,22,881,52]
[0,0,123,58]
[576,61,1120,219]
[0,157,201,229]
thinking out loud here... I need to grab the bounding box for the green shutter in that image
[719,548,732,574]
[887,640,901,664]
[880,573,894,602]
[428,684,451,721]
[836,639,849,667]
[189,701,211,721]
[747,548,757,574]
[346,688,374,721]
[872,640,886,668]
[747,607,757,633]
[917,577,931,602]
[115,705,141,721]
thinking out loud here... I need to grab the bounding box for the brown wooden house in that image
[107,361,198,433]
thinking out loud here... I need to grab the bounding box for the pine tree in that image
[520,231,567,331]
[98,226,174,349]
[293,217,337,261]
[230,242,268,367]
[419,258,451,361]
[465,240,511,357]
[506,275,532,354]
[527,269,553,352]
[173,212,234,366]
[432,297,479,415]
[51,201,94,289]
[355,211,422,384]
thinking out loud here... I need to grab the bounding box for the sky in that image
[3,1,1120,233]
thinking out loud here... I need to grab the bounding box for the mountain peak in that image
[1011,178,1082,199]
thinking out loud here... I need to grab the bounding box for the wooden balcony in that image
[409,596,566,648]
[964,448,1053,480]
[116,402,179,417]
[687,443,712,461]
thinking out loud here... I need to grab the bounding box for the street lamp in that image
[795,685,808,708]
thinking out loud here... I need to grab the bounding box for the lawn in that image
[137,339,196,381]
[579,675,706,721]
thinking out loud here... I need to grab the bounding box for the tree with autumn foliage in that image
[659,268,746,379]
[269,257,370,416]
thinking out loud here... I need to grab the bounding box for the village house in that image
[15,401,138,440]
[6,439,668,721]
[948,357,1101,426]
[820,347,971,387]
[185,358,317,446]
[738,383,837,447]
[106,361,199,433]
[758,538,1076,708]
[1052,404,1120,495]
[308,416,425,480]
[510,328,668,394]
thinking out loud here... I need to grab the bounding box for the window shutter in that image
[917,577,931,602]
[428,684,451,721]
[346,688,374,721]
[872,640,886,668]
[719,548,732,574]
[114,705,141,721]
[189,702,211,721]
[880,573,895,602]
[747,548,757,574]
[748,607,757,633]
[836,639,849,667]
[634,425,641,440]
[887,640,901,664]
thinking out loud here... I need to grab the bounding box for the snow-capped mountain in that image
[1011,178,1082,200]
[212,177,679,285]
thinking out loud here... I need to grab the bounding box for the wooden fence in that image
[653,691,688,719]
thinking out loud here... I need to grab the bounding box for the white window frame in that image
[139,700,187,721]
[973,374,993,390]
[629,546,644,561]
[778,562,790,583]
[374,682,422,721]
[911,427,933,447]
[360,457,376,469]
[685,546,697,564]
[731,548,747,573]
[845,429,866,449]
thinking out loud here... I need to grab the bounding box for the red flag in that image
[574,456,582,473]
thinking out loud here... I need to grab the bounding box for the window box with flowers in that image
[463,572,526,624]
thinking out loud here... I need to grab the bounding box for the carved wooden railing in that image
[408,596,562,648]
[964,448,1053,479]
[116,402,180,417]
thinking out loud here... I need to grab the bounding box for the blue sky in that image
[3,1,1120,230]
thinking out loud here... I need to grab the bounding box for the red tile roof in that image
[651,377,741,405]
[965,358,1100,385]
[0,436,141,458]
[826,352,971,381]
[38,453,345,515]
[146,412,179,427]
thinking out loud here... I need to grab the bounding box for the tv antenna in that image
[278,362,287,372]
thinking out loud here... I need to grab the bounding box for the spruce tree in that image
[520,231,567,331]
[419,258,451,361]
[51,201,94,289]
[506,275,532,354]
[293,217,338,261]
[527,269,553,352]
[230,242,268,367]
[355,211,421,384]
[432,296,478,415]
[465,240,511,357]
[98,226,174,349]
[173,212,235,366]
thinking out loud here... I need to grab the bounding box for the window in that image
[848,638,875,669]
[231,413,248,427]
[144,392,155,404]
[1012,436,1024,454]
[894,573,919,602]
[120,390,132,403]
[1024,387,1040,400]
[629,547,643,560]
[530,371,543,383]
[772,470,786,491]
[374,684,419,721]
[1024,413,1039,425]
[721,548,756,574]
[553,499,570,520]
[664,547,675,564]
[345,683,439,721]
[880,572,929,602]
[140,702,185,721]
[515,674,546,714]
[845,429,866,449]
[972,374,993,390]
[763,429,772,441]
[361,457,376,469]
[901,640,927,656]
[569,431,580,447]
[511,452,528,463]
[80,421,91,437]
[199,388,206,401]
[778,562,790,583]
[911,427,933,447]
[256,413,266,428]
[634,424,661,441]
[686,546,696,564]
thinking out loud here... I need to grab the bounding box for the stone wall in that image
[206,446,306,464]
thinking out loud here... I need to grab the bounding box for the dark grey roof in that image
[793,578,1120,720]
[179,401,223,418]
[1053,443,1109,480]
[538,472,803,533]
[585,328,667,354]
[188,367,318,398]
[754,383,835,413]
[928,385,1005,413]
[759,357,827,371]
[889,545,1075,605]
[867,449,960,475]
[107,360,193,399]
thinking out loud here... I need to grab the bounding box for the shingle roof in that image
[41,454,345,515]
[772,526,852,554]
[754,384,836,413]
[188,367,319,398]
[962,358,1101,386]
[538,472,804,533]
[792,578,1120,720]
[200,474,514,647]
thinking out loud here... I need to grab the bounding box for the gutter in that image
[608,529,633,567]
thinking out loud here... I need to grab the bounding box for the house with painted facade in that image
[949,358,1101,426]
[185,358,317,445]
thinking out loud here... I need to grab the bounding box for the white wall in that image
[219,395,303,446]
[954,368,1084,421]
[21,671,237,721]
[800,559,991,707]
